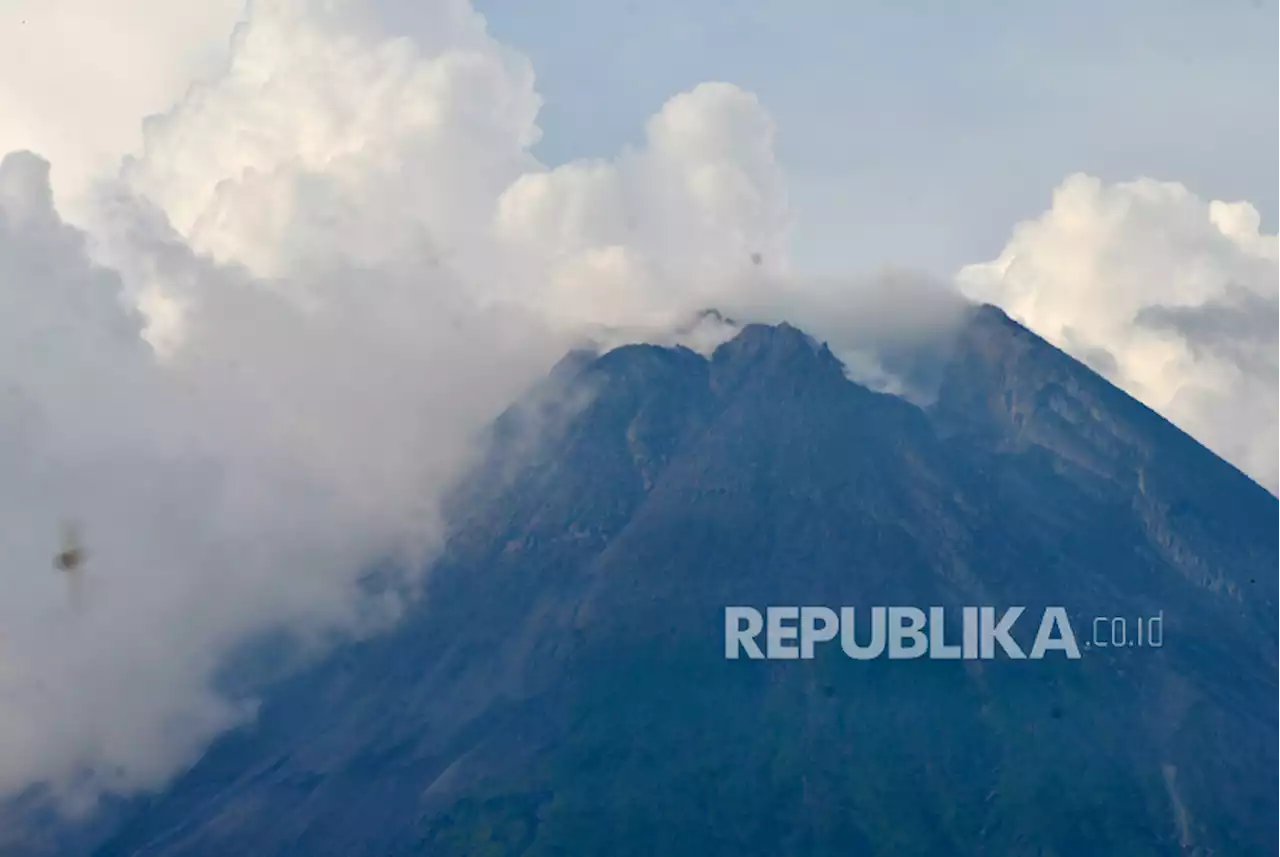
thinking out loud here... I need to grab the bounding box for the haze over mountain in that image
[0,2,1275,852]
[54,306,1276,857]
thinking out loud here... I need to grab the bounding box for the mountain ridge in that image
[10,303,1275,857]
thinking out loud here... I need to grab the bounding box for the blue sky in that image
[474,0,1278,275]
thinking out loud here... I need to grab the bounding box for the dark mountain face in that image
[88,306,1277,857]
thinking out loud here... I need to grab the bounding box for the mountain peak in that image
[709,321,847,394]
[728,320,817,349]
[90,301,1278,857]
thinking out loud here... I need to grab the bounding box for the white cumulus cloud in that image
[0,0,242,215]
[494,81,790,330]
[0,0,793,815]
[959,174,1278,490]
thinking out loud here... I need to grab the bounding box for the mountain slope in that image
[92,306,1278,857]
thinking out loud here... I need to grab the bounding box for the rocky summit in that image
[81,305,1277,857]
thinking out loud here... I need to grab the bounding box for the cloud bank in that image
[0,0,795,812]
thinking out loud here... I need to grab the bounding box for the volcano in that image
[83,305,1277,857]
